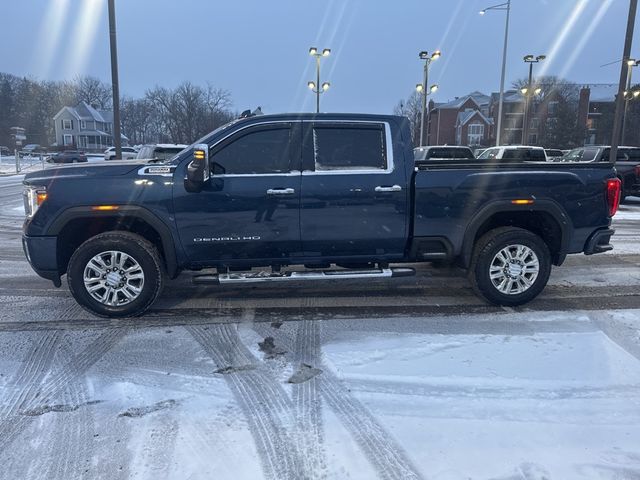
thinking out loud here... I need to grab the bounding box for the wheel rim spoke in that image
[489,244,540,295]
[83,250,145,307]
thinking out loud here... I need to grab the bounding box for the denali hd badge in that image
[194,236,261,243]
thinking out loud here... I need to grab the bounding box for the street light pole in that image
[480,1,511,146]
[418,50,441,147]
[108,0,122,160]
[611,0,638,165]
[308,48,331,113]
[521,54,545,145]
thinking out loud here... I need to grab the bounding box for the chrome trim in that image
[137,165,175,177]
[218,268,394,284]
[214,170,301,178]
[302,121,394,176]
[375,185,402,192]
[266,188,295,196]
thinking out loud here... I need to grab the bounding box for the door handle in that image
[266,188,295,196]
[374,185,402,193]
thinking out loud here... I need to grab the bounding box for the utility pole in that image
[108,0,122,160]
[611,0,638,165]
[522,61,534,144]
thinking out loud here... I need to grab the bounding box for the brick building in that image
[427,91,493,146]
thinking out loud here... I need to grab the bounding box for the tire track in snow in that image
[259,322,423,480]
[187,324,306,480]
[0,329,126,452]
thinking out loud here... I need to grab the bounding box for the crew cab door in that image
[173,122,302,263]
[299,121,408,258]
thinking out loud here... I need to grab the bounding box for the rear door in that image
[299,121,408,258]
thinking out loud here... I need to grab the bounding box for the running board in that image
[192,267,415,285]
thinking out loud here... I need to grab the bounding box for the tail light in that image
[606,178,621,217]
[635,165,640,179]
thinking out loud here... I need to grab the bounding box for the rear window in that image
[421,147,474,160]
[153,147,184,161]
[529,149,546,161]
[313,124,386,171]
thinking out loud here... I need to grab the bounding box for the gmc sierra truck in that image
[22,113,621,317]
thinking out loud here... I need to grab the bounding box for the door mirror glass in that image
[185,144,210,192]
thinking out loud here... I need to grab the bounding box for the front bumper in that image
[22,235,62,287]
[584,228,615,255]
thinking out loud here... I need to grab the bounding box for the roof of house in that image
[434,91,490,110]
[53,101,114,124]
[456,109,494,127]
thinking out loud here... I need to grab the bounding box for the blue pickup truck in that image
[22,113,621,317]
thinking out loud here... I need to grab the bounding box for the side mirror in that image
[185,144,210,192]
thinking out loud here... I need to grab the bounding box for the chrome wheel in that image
[83,250,145,306]
[489,244,539,295]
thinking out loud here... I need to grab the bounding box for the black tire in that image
[469,227,551,306]
[67,231,165,317]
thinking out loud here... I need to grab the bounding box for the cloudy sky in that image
[1,0,636,113]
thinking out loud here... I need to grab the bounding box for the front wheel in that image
[469,227,551,306]
[67,231,165,317]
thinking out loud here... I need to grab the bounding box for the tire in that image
[469,227,551,306]
[67,231,165,317]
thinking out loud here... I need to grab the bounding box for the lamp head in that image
[520,87,528,95]
[479,9,486,15]
[536,55,546,61]
[431,50,441,60]
[429,84,439,93]
[415,84,424,93]
[321,82,330,91]
[419,51,429,60]
[307,81,316,90]
[523,54,534,62]
[309,47,318,56]
[322,48,331,57]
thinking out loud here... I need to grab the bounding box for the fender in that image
[460,199,573,268]
[47,205,179,278]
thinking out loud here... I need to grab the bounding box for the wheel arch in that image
[49,206,179,279]
[461,200,571,269]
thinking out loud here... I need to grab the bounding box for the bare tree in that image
[394,91,422,145]
[74,76,112,109]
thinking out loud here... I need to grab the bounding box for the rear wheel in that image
[67,231,165,317]
[469,227,551,306]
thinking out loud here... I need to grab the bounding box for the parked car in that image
[20,144,46,156]
[562,146,640,202]
[477,146,547,162]
[47,151,88,164]
[473,148,487,158]
[136,144,187,162]
[104,146,138,160]
[414,146,475,162]
[544,149,565,162]
[22,113,619,317]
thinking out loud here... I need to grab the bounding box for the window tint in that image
[153,147,183,161]
[213,127,292,174]
[529,149,546,161]
[313,125,386,171]
[618,148,640,161]
[501,149,527,160]
[426,148,456,159]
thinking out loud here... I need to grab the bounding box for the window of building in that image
[313,124,386,171]
[467,123,484,146]
[63,134,73,146]
[62,119,73,130]
[80,120,87,130]
[212,127,293,174]
[78,136,87,148]
[548,101,559,115]
[530,117,539,130]
[528,133,538,145]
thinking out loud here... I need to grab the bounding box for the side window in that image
[212,127,292,174]
[312,125,386,171]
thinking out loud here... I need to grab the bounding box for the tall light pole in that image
[521,54,545,145]
[308,47,331,113]
[611,0,638,165]
[622,58,639,144]
[418,50,441,146]
[480,1,511,146]
[108,0,122,160]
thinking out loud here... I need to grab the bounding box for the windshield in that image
[564,147,600,162]
[478,148,499,160]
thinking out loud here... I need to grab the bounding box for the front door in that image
[299,121,408,259]
[173,122,302,264]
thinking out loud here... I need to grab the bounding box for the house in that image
[53,101,128,151]
[427,91,493,146]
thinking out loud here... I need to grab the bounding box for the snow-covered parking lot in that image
[0,176,639,479]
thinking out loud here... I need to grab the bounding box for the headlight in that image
[23,186,47,218]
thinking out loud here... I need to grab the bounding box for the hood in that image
[23,160,148,186]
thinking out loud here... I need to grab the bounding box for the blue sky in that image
[0,0,636,113]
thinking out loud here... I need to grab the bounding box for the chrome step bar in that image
[192,267,415,285]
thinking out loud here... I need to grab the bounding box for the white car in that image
[135,144,188,162]
[104,146,138,160]
[477,146,547,162]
